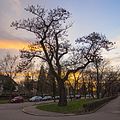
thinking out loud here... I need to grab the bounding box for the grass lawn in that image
[36,99,94,114]
[0,100,9,104]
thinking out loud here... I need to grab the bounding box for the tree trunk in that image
[52,79,56,102]
[96,64,100,99]
[58,79,67,106]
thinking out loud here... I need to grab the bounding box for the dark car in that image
[10,96,24,103]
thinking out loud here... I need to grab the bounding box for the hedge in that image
[83,95,118,112]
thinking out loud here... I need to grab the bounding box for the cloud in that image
[112,36,120,49]
[0,49,19,58]
[12,0,22,16]
[0,0,23,41]
[102,36,120,66]
[0,39,29,50]
[0,0,22,22]
[0,0,22,17]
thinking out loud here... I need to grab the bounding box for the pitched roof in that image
[0,75,18,85]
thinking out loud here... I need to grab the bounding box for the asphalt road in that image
[0,97,120,120]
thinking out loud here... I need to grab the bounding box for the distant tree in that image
[11,5,114,106]
[96,60,110,98]
[23,72,33,96]
[37,65,46,97]
[87,81,95,98]
[92,59,110,98]
[101,68,120,97]
[82,69,95,98]
[17,81,26,95]
[67,71,81,97]
[85,60,119,99]
[0,53,19,79]
[81,71,87,98]
[93,57,103,99]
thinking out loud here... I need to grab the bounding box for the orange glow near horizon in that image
[0,39,29,50]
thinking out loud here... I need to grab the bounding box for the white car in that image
[75,94,81,99]
[29,96,43,102]
[55,96,60,99]
[42,96,52,101]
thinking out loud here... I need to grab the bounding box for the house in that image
[0,79,3,95]
[0,75,18,95]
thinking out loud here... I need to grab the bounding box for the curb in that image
[22,106,75,117]
[22,97,118,117]
[22,104,102,117]
[22,108,41,116]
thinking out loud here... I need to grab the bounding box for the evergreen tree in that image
[37,65,46,97]
[47,69,57,101]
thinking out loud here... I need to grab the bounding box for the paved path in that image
[0,97,120,120]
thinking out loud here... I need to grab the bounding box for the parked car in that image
[10,96,24,103]
[69,95,74,99]
[75,94,81,99]
[86,94,92,98]
[67,95,74,99]
[42,96,52,101]
[29,96,43,102]
[55,96,60,100]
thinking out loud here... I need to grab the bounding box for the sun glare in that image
[0,39,29,50]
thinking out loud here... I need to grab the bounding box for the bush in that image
[83,95,118,112]
[0,95,9,100]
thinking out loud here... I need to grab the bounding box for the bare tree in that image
[11,5,114,106]
[0,53,19,79]
[86,60,119,98]
[81,69,95,99]
[67,71,81,97]
[92,59,110,98]
[101,67,120,97]
[23,72,33,96]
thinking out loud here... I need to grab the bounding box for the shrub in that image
[83,95,118,112]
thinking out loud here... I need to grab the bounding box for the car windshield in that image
[32,96,38,99]
[38,96,42,98]
[14,96,21,99]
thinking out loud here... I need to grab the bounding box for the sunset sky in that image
[0,0,120,66]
